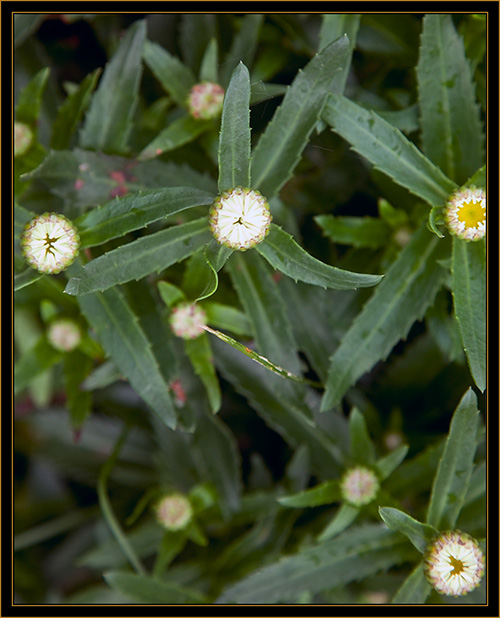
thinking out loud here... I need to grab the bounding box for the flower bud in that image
[155,493,193,531]
[169,303,207,340]
[14,121,34,157]
[47,318,82,352]
[340,466,379,507]
[187,82,225,120]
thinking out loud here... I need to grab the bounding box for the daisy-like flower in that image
[444,186,486,241]
[14,121,34,157]
[340,466,380,507]
[47,318,81,352]
[187,82,225,120]
[155,493,193,531]
[169,302,207,340]
[21,213,80,274]
[423,530,485,596]
[209,187,272,251]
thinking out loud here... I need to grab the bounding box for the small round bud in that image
[209,187,272,251]
[14,121,34,157]
[444,186,486,241]
[169,302,207,340]
[423,530,485,597]
[340,466,379,507]
[187,82,225,120]
[20,212,80,274]
[155,493,193,531]
[47,318,82,352]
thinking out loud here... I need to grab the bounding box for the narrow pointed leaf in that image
[321,224,449,411]
[220,14,263,86]
[14,338,62,395]
[199,38,218,83]
[257,224,382,290]
[195,241,233,302]
[251,35,351,198]
[426,388,480,529]
[143,40,196,106]
[375,444,409,481]
[15,67,50,126]
[63,351,93,429]
[65,219,211,296]
[157,281,186,308]
[14,268,43,291]
[318,14,360,93]
[451,238,486,391]
[379,507,437,554]
[138,114,213,160]
[392,564,431,604]
[417,14,484,184]
[203,302,253,336]
[80,20,145,153]
[218,62,251,191]
[349,408,376,466]
[76,285,177,429]
[315,214,391,249]
[317,503,359,541]
[104,571,207,604]
[185,334,221,413]
[277,480,340,508]
[76,187,215,248]
[322,94,457,208]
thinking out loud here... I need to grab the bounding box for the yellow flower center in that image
[449,555,465,576]
[457,199,485,228]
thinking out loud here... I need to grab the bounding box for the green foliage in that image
[14,14,486,606]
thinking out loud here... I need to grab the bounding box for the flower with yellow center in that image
[209,187,272,251]
[444,186,486,241]
[423,530,485,596]
[155,493,193,531]
[20,213,80,274]
[340,466,380,507]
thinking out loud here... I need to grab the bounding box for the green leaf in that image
[15,67,50,126]
[257,224,382,290]
[217,524,413,603]
[14,337,62,396]
[65,219,211,295]
[199,38,218,83]
[185,334,221,413]
[138,114,213,160]
[142,40,196,106]
[75,285,177,429]
[63,351,93,429]
[218,62,251,191]
[451,238,486,391]
[349,408,376,466]
[80,20,145,154]
[180,14,216,74]
[204,302,253,336]
[315,215,391,248]
[321,224,449,411]
[317,503,359,541]
[152,531,187,578]
[277,480,340,508]
[379,507,437,554]
[322,94,457,208]
[375,444,409,481]
[392,563,431,604]
[50,69,101,150]
[14,14,44,46]
[426,388,480,529]
[104,571,207,603]
[76,187,215,248]
[417,15,484,184]
[14,268,43,291]
[251,35,351,198]
[220,15,264,87]
[318,14,360,95]
[157,281,186,308]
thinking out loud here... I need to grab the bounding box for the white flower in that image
[340,466,379,507]
[21,212,80,274]
[14,121,34,157]
[187,82,225,120]
[444,186,486,241]
[209,187,272,251]
[47,319,81,352]
[424,530,485,596]
[169,303,207,340]
[155,493,192,531]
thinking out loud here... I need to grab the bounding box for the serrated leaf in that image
[379,507,437,554]
[142,40,196,106]
[185,334,221,413]
[321,224,449,411]
[14,338,62,395]
[138,114,213,160]
[217,524,413,603]
[257,224,382,290]
[451,238,486,391]
[15,67,50,126]
[315,214,391,248]
[220,15,264,87]
[322,94,457,208]
[375,444,409,481]
[278,480,340,508]
[50,69,101,150]
[251,36,351,198]
[104,571,207,604]
[318,14,360,96]
[317,503,359,541]
[392,564,431,604]
[65,219,211,296]
[218,62,251,191]
[76,187,215,248]
[75,285,177,428]
[426,388,480,529]
[80,20,145,153]
[349,408,376,466]
[417,15,484,184]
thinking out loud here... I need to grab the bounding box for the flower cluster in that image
[20,213,80,274]
[209,187,272,251]
[340,466,380,507]
[423,530,485,596]
[155,493,193,531]
[47,318,81,352]
[444,186,486,241]
[187,82,225,120]
[169,302,207,340]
